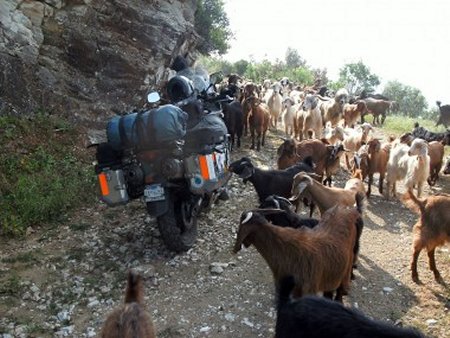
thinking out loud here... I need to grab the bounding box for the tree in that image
[382,80,428,118]
[233,59,249,76]
[285,47,305,69]
[195,0,233,55]
[338,61,380,96]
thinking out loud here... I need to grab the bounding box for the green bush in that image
[0,114,95,236]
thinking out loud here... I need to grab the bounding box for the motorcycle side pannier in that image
[106,105,188,150]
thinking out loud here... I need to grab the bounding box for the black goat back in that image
[276,285,425,338]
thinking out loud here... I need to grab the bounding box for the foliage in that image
[285,47,306,69]
[382,80,429,118]
[0,114,95,236]
[195,0,233,55]
[337,61,380,96]
[380,114,447,137]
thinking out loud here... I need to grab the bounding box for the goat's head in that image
[335,88,349,105]
[283,97,295,109]
[259,195,293,211]
[277,138,296,157]
[355,100,367,112]
[408,138,428,157]
[367,139,381,153]
[328,143,346,161]
[233,211,267,253]
[399,132,414,145]
[302,94,318,111]
[443,157,450,175]
[228,157,255,183]
[290,172,314,201]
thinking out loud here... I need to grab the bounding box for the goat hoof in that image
[434,273,445,284]
[412,274,421,284]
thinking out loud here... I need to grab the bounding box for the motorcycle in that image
[94,68,232,252]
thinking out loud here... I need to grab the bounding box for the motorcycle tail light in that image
[98,172,110,196]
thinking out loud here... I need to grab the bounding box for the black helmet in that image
[166,75,195,103]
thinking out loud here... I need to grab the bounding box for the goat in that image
[323,143,346,187]
[101,271,155,338]
[245,96,270,151]
[402,190,450,284]
[412,122,450,145]
[436,101,450,128]
[398,130,445,186]
[302,94,322,139]
[222,100,243,149]
[362,98,392,125]
[276,276,425,338]
[290,172,365,215]
[352,144,369,180]
[365,139,391,197]
[427,141,445,186]
[323,124,345,145]
[342,123,373,169]
[319,88,349,127]
[343,101,367,128]
[233,204,361,302]
[276,138,329,180]
[228,156,315,204]
[385,138,430,199]
[282,97,297,137]
[258,195,319,229]
[268,85,283,130]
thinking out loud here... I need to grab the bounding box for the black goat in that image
[412,122,450,145]
[276,276,425,338]
[258,195,319,229]
[222,100,244,149]
[229,156,315,203]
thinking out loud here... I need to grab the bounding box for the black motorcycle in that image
[94,69,232,252]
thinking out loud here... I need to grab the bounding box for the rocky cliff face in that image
[0,0,199,123]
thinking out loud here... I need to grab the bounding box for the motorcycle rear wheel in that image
[157,194,198,252]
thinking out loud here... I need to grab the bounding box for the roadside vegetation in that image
[0,113,95,236]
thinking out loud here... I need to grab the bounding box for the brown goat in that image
[343,101,367,128]
[365,139,391,197]
[290,172,365,215]
[245,96,270,151]
[277,138,329,179]
[427,141,445,186]
[233,207,359,302]
[101,271,155,338]
[362,98,391,125]
[402,190,450,283]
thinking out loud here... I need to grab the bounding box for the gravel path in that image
[1,130,449,338]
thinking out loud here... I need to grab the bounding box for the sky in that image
[222,0,450,107]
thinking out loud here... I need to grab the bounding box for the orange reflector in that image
[98,173,110,196]
[199,155,210,180]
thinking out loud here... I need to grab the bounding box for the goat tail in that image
[124,270,144,305]
[401,189,425,215]
[277,275,295,312]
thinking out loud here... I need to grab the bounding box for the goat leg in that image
[378,174,384,194]
[427,248,444,283]
[367,174,373,197]
[411,246,421,284]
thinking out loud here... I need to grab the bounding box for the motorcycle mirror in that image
[209,72,223,85]
[147,92,161,103]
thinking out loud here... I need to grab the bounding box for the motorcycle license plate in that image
[144,184,165,202]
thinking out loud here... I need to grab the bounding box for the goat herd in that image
[100,78,450,337]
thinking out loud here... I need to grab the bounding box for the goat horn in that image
[274,196,293,205]
[241,211,253,224]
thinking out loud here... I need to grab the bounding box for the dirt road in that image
[1,131,449,338]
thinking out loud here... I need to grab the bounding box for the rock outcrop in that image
[0,0,199,123]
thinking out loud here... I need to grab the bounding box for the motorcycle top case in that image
[106,105,188,150]
[184,113,228,151]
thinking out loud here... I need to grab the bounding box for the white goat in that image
[385,138,430,199]
[267,84,283,130]
[282,97,298,137]
[319,88,349,127]
[323,123,345,145]
[301,94,322,139]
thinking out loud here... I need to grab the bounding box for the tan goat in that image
[402,190,450,284]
